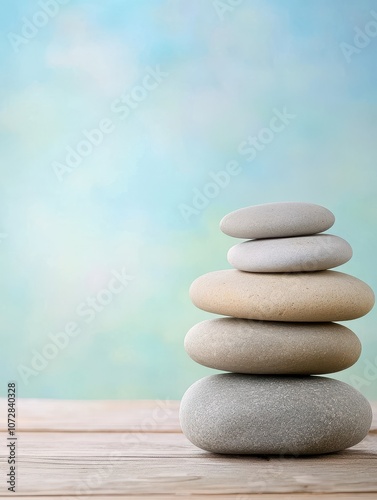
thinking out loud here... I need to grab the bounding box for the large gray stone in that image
[220,202,335,239]
[184,318,361,375]
[179,374,372,455]
[190,269,375,322]
[227,234,352,272]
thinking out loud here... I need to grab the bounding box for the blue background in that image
[1,0,377,400]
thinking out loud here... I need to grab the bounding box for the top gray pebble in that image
[220,202,335,239]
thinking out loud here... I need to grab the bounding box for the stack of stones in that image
[180,202,375,455]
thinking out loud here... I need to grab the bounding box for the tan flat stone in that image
[189,270,375,322]
[185,318,361,374]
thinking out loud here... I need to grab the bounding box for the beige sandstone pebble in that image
[189,269,375,322]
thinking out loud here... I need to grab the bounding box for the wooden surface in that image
[0,399,377,499]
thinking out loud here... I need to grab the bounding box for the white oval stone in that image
[180,374,372,455]
[185,318,361,375]
[227,234,352,272]
[220,202,335,239]
[189,270,375,322]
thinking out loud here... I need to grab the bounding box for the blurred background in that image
[1,0,376,400]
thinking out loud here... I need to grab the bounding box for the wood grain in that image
[2,432,377,496]
[7,496,377,500]
[0,398,375,433]
[0,398,180,432]
[0,399,376,498]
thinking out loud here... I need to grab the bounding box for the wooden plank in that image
[0,399,181,432]
[9,430,377,459]
[0,399,376,497]
[6,495,377,500]
[0,398,376,433]
[1,432,377,496]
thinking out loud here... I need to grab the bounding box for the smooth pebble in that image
[185,318,361,375]
[220,202,335,239]
[180,374,372,455]
[227,234,352,272]
[190,269,375,322]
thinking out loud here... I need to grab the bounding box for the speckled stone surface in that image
[190,269,375,322]
[184,318,361,375]
[220,202,335,239]
[227,234,352,272]
[179,374,372,455]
